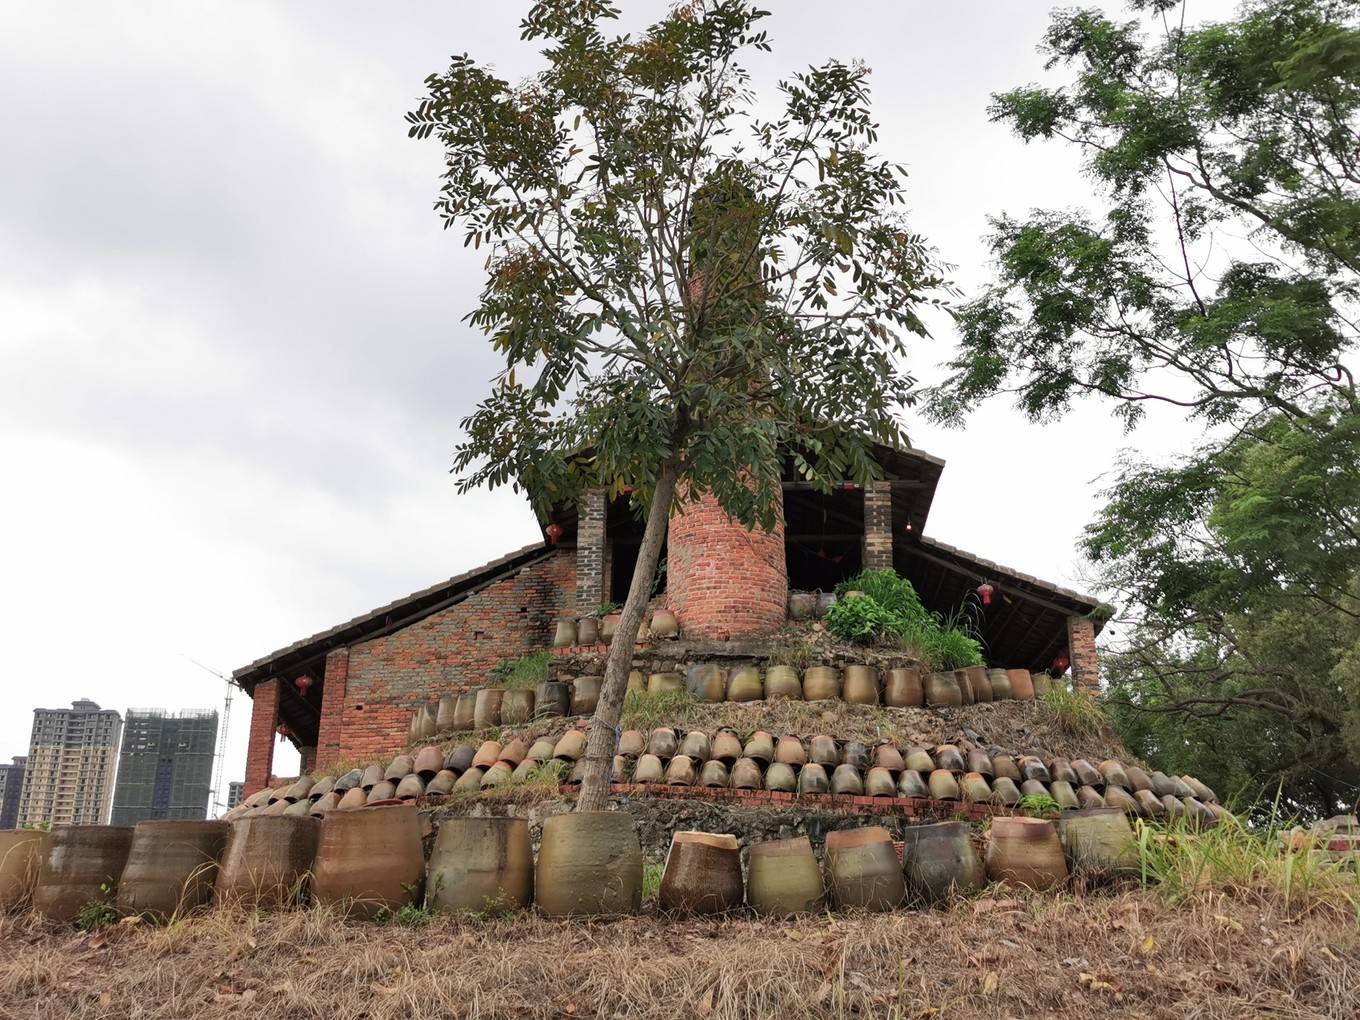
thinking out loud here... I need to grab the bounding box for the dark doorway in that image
[784,486,864,592]
[606,496,667,605]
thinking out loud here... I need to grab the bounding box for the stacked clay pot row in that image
[552,608,679,648]
[409,680,575,742]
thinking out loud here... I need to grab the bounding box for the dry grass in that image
[1,889,1357,1019]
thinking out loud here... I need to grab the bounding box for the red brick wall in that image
[667,487,787,639]
[243,678,278,796]
[1067,615,1101,695]
[318,648,350,764]
[327,551,575,764]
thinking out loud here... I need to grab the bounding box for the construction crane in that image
[189,658,234,819]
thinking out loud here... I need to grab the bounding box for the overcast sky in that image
[0,1,1235,807]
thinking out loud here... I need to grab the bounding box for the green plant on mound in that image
[1016,792,1061,818]
[491,651,550,690]
[621,689,695,731]
[1042,682,1107,740]
[642,862,664,904]
[379,901,435,928]
[826,569,984,669]
[74,888,118,933]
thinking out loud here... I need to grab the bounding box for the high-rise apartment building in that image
[110,710,218,826]
[0,756,26,829]
[17,700,122,827]
[226,780,245,811]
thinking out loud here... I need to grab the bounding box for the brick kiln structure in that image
[234,443,1107,794]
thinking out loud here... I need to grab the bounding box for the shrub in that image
[825,569,984,669]
[824,593,896,642]
[74,890,118,932]
[1041,682,1108,739]
[491,651,550,690]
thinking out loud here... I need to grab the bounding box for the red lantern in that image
[295,676,313,694]
[841,482,858,492]
[1052,653,1071,675]
[976,582,994,606]
[276,723,291,739]
[545,522,563,545]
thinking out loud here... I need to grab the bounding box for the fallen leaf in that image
[981,972,999,996]
[1137,936,1157,957]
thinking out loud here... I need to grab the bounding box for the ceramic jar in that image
[883,667,924,707]
[535,812,643,917]
[711,729,742,764]
[658,832,742,914]
[803,666,841,701]
[726,667,763,703]
[986,817,1068,890]
[214,816,320,909]
[117,820,229,920]
[1057,808,1138,874]
[798,763,829,794]
[843,665,880,705]
[313,804,424,919]
[33,825,134,923]
[427,817,532,915]
[552,619,578,648]
[474,688,504,729]
[435,695,458,732]
[576,617,599,645]
[570,676,602,716]
[901,821,985,905]
[747,836,824,916]
[987,668,1013,700]
[924,672,962,707]
[647,727,678,760]
[964,665,992,703]
[501,689,535,725]
[686,663,727,703]
[765,665,803,700]
[650,609,679,637]
[0,829,49,911]
[647,672,684,695]
[824,826,905,911]
[534,682,571,720]
[452,692,478,731]
[1006,669,1035,701]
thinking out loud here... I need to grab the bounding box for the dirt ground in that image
[2,889,1356,1020]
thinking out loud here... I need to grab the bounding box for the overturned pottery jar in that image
[474,687,504,729]
[843,665,880,705]
[117,820,229,921]
[711,729,743,764]
[534,682,570,720]
[928,770,961,801]
[472,741,503,770]
[313,803,424,919]
[802,665,841,701]
[961,772,993,803]
[831,764,864,796]
[436,694,458,732]
[765,665,803,700]
[810,735,840,767]
[730,757,764,790]
[726,666,763,703]
[990,776,1021,806]
[680,730,712,762]
[34,825,134,923]
[665,755,697,786]
[446,744,477,774]
[776,735,807,767]
[414,746,445,781]
[902,820,986,906]
[553,730,587,762]
[0,829,50,911]
[798,763,830,794]
[934,745,966,774]
[658,832,743,914]
[986,816,1068,890]
[616,730,645,759]
[536,812,643,917]
[747,836,824,916]
[480,762,513,789]
[883,668,923,707]
[1058,808,1138,874]
[744,730,775,764]
[866,767,897,798]
[825,826,905,911]
[840,740,869,770]
[897,770,930,798]
[699,760,730,787]
[427,817,532,915]
[647,727,678,760]
[764,762,797,792]
[633,753,665,784]
[570,676,602,716]
[214,815,320,910]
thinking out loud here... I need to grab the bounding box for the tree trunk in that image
[575,460,679,812]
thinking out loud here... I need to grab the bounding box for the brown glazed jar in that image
[710,729,743,764]
[452,692,478,731]
[883,667,924,707]
[646,672,684,695]
[686,663,727,703]
[658,832,743,914]
[747,836,824,916]
[501,689,536,725]
[117,820,229,920]
[765,665,803,700]
[824,826,906,911]
[427,817,532,915]
[843,665,880,705]
[964,665,992,703]
[313,803,424,919]
[803,665,841,702]
[474,687,504,729]
[214,815,320,910]
[923,672,962,707]
[570,676,602,716]
[952,670,975,706]
[679,730,712,761]
[33,825,135,923]
[987,668,1013,700]
[1006,669,1035,701]
[901,821,986,906]
[985,816,1068,890]
[533,682,571,720]
[726,666,764,703]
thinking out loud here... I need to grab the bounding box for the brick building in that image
[233,443,1105,794]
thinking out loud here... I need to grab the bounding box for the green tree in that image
[409,1,943,811]
[930,0,1360,817]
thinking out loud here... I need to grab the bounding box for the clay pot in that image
[427,817,532,915]
[730,758,763,790]
[866,767,897,797]
[1169,775,1195,799]
[408,711,420,744]
[633,754,664,784]
[262,798,290,816]
[310,793,340,817]
[928,770,961,800]
[616,730,645,758]
[313,803,423,919]
[953,670,975,706]
[427,770,457,795]
[568,676,603,717]
[825,826,905,911]
[1020,779,1049,799]
[447,745,477,774]
[831,764,864,796]
[1050,781,1080,811]
[1134,789,1166,818]
[309,775,335,801]
[452,692,478,731]
[474,688,504,729]
[810,735,840,767]
[934,745,966,773]
[803,665,841,701]
[776,735,807,767]
[577,617,600,645]
[686,663,727,703]
[1103,786,1139,814]
[700,760,730,787]
[534,682,571,720]
[396,774,427,799]
[1031,671,1054,697]
[680,730,711,761]
[765,665,803,700]
[1006,669,1035,701]
[1049,758,1077,785]
[988,668,1013,700]
[498,738,528,767]
[481,761,515,788]
[1148,771,1177,797]
[552,619,578,648]
[647,727,679,760]
[473,741,503,770]
[1099,760,1131,790]
[650,609,679,637]
[788,591,819,620]
[726,666,763,703]
[1058,808,1137,874]
[454,768,485,793]
[510,759,537,783]
[1123,766,1153,793]
[613,753,632,783]
[798,763,830,794]
[986,817,1068,890]
[924,672,962,707]
[991,777,1021,806]
[897,770,930,798]
[384,756,413,783]
[744,731,775,764]
[883,668,924,707]
[1161,795,1186,822]
[535,812,642,916]
[360,764,384,791]
[553,730,587,762]
[214,816,320,909]
[284,777,315,802]
[600,614,621,645]
[416,703,437,740]
[904,747,935,773]
[436,695,458,732]
[1077,785,1105,810]
[1183,775,1216,803]
[665,755,697,786]
[627,670,645,692]
[711,729,743,764]
[0,829,49,911]
[840,741,869,770]
[414,746,445,781]
[843,665,880,705]
[966,750,993,776]
[117,820,228,920]
[747,836,824,916]
[501,689,535,725]
[336,787,368,810]
[964,665,993,703]
[873,744,904,773]
[647,671,684,695]
[765,763,797,792]
[1019,756,1051,783]
[33,826,133,923]
[368,780,397,802]
[1070,759,1102,787]
[658,832,742,914]
[902,821,986,905]
[961,773,994,803]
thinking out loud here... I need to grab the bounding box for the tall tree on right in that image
[933,0,1360,818]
